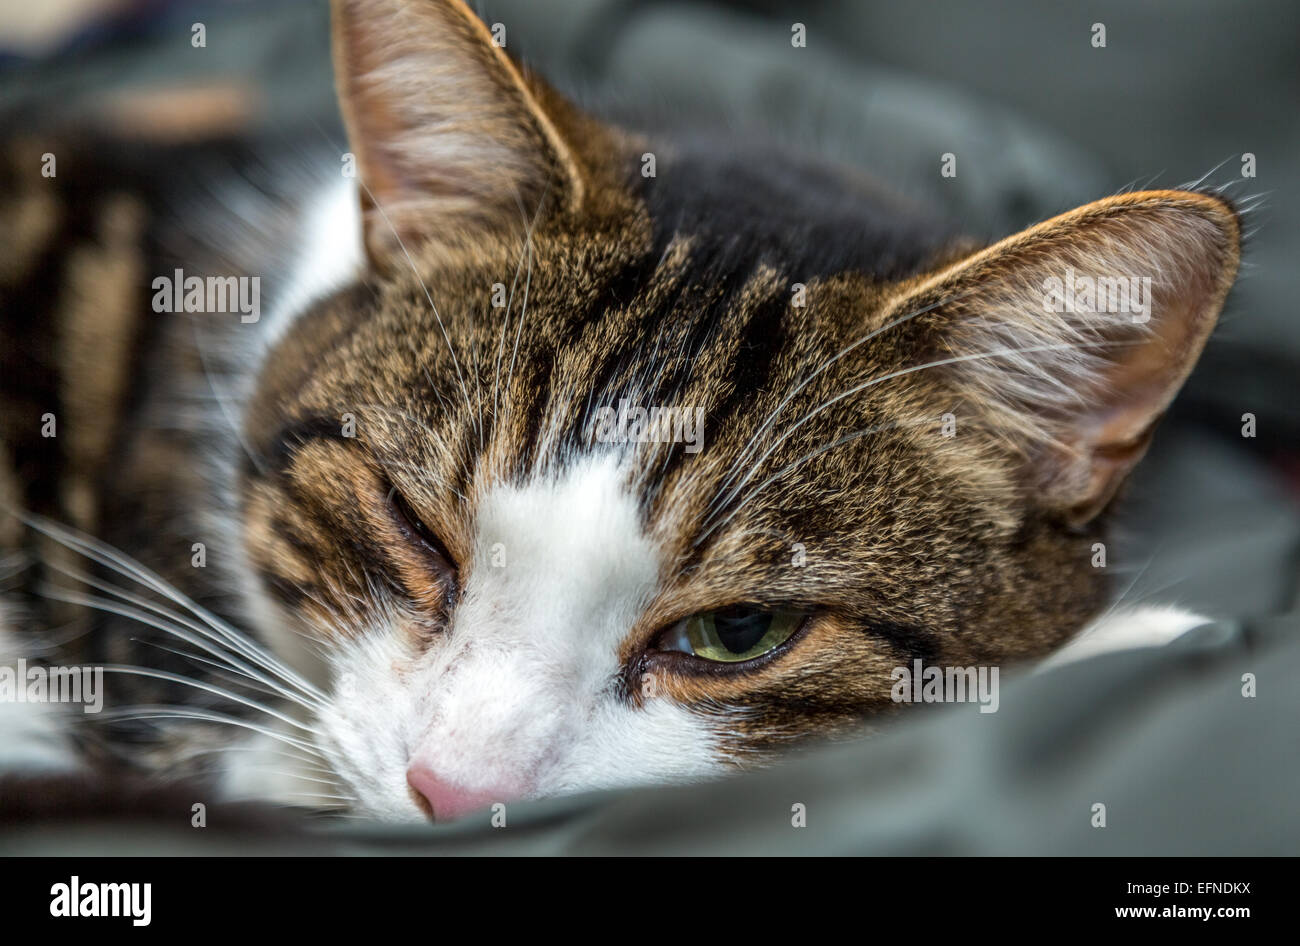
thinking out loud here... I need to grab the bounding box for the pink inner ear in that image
[1051,422,1159,526]
[331,0,584,270]
[1055,269,1225,522]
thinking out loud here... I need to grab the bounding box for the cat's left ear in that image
[883,190,1240,524]
[331,0,586,267]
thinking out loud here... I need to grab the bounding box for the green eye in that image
[658,607,805,663]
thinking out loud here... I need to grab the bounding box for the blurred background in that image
[0,0,1296,854]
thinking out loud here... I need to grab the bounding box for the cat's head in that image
[237,0,1239,820]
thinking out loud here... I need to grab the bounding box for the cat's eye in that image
[655,607,806,664]
[387,486,457,580]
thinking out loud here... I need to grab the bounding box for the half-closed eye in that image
[653,606,808,665]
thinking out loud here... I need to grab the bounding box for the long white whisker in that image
[21,512,326,702]
[174,741,336,777]
[96,664,318,734]
[696,417,923,546]
[94,706,326,757]
[493,188,539,434]
[132,636,307,705]
[280,792,356,803]
[354,178,478,442]
[700,340,1117,538]
[507,237,535,405]
[705,289,979,520]
[38,581,321,712]
[42,554,308,687]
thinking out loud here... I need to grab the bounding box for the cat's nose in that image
[405,762,516,822]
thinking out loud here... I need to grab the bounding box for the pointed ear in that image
[330,0,585,267]
[886,190,1240,524]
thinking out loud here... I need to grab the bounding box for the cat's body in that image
[0,0,1238,822]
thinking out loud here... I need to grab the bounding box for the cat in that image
[0,0,1239,823]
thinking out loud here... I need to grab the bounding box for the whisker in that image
[696,417,911,546]
[94,706,326,758]
[175,741,337,778]
[493,186,544,437]
[21,512,326,703]
[704,288,980,521]
[506,236,535,409]
[279,792,356,803]
[96,664,319,734]
[354,178,478,443]
[38,581,321,713]
[132,636,308,706]
[700,339,1127,538]
[38,550,323,708]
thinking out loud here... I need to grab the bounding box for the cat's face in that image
[235,0,1239,821]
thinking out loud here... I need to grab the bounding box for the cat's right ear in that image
[331,0,586,268]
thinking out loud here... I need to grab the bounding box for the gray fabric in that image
[338,612,1300,855]
[5,610,1294,854]
[493,0,1110,236]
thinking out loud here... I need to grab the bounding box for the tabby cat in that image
[0,0,1239,822]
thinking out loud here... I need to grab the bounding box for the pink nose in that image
[406,763,513,822]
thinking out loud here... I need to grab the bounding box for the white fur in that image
[1038,604,1209,671]
[259,177,364,349]
[312,454,727,820]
